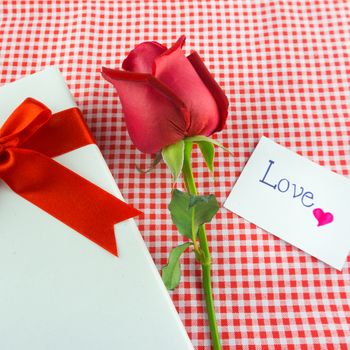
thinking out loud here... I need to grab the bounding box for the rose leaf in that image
[162,242,192,290]
[169,189,220,240]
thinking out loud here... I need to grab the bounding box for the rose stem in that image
[182,141,222,350]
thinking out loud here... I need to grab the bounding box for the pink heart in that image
[313,208,334,227]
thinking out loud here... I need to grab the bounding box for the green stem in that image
[182,142,222,350]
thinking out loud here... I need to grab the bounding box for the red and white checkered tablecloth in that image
[1,1,349,349]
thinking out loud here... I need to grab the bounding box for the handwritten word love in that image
[259,160,315,208]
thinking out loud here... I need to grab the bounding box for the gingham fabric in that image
[0,1,349,349]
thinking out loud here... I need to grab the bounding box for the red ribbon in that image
[0,98,141,256]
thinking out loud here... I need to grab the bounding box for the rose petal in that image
[122,41,167,74]
[153,36,220,136]
[102,67,190,154]
[187,51,229,132]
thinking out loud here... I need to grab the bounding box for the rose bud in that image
[102,35,228,154]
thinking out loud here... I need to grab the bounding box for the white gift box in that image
[0,67,194,350]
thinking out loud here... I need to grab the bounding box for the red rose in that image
[102,36,228,154]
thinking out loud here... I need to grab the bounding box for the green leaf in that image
[162,242,192,290]
[168,189,220,239]
[161,140,185,181]
[189,194,210,208]
[190,194,220,231]
[168,190,193,239]
[197,141,215,173]
[185,135,233,156]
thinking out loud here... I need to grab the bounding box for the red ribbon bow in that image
[0,98,141,256]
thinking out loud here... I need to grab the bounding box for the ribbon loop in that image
[0,98,51,147]
[0,98,141,256]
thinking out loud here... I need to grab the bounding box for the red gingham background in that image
[0,1,349,349]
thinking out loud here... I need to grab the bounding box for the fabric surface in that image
[0,1,349,349]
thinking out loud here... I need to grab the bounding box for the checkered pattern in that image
[0,1,349,349]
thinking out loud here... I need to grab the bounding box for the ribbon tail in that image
[0,148,141,256]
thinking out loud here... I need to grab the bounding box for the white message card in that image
[224,136,350,270]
